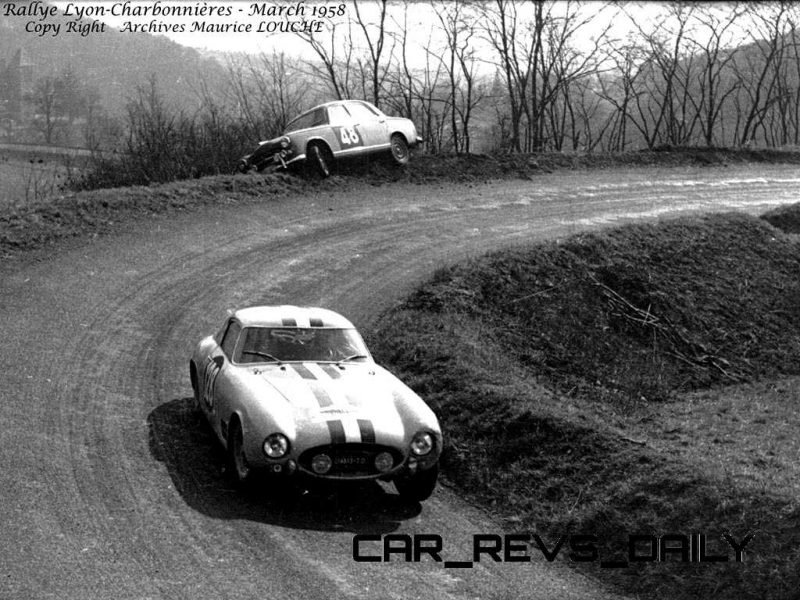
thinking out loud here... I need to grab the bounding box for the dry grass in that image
[0,155,76,208]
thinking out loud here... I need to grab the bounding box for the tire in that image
[307,143,333,178]
[227,419,253,485]
[389,133,410,166]
[394,463,438,502]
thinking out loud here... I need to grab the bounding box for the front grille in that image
[299,443,402,477]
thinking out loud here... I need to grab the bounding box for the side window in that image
[346,101,381,122]
[327,104,350,125]
[286,112,313,132]
[220,320,241,360]
[311,107,328,127]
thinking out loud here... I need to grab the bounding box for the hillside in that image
[0,6,229,117]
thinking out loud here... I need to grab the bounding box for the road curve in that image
[2,165,799,600]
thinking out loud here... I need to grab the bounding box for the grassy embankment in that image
[370,208,800,599]
[4,147,800,259]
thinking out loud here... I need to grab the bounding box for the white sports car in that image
[237,99,422,177]
[189,306,442,501]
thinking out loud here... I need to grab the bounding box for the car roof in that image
[296,99,378,114]
[233,305,356,329]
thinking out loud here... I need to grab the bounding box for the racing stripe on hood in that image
[341,418,362,442]
[319,364,342,379]
[357,419,375,444]
[325,418,367,443]
[291,364,316,380]
[304,363,351,409]
[326,420,346,444]
[288,364,337,409]
[309,382,333,408]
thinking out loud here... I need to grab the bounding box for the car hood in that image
[254,362,414,448]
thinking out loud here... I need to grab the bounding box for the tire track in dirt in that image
[2,166,800,599]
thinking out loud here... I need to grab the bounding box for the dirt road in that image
[2,165,799,599]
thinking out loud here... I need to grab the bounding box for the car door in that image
[343,101,389,150]
[201,319,241,439]
[325,103,366,155]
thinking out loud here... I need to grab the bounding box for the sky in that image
[53,1,437,57]
[47,1,654,61]
[47,1,752,74]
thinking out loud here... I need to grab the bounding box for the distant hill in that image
[0,7,229,117]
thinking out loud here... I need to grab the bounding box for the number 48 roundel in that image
[336,126,363,149]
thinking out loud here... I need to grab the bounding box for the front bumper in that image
[251,446,439,482]
[238,136,293,172]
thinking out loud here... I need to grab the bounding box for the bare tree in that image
[684,4,745,146]
[434,0,486,153]
[481,0,612,152]
[480,0,530,152]
[596,41,648,151]
[625,2,699,148]
[295,23,353,100]
[223,51,310,141]
[26,76,61,144]
[352,0,393,108]
[732,2,796,146]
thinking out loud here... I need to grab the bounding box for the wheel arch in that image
[305,137,334,157]
[224,410,244,450]
[390,131,410,145]
[189,360,198,392]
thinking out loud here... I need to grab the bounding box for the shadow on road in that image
[147,397,421,534]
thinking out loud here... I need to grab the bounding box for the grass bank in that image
[369,208,800,599]
[0,172,317,258]
[4,148,800,260]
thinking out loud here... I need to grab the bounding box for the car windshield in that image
[236,327,370,363]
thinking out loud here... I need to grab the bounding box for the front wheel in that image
[189,362,201,413]
[228,420,253,485]
[307,143,333,178]
[389,133,410,166]
[394,463,438,502]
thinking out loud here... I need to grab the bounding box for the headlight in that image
[280,136,290,149]
[311,453,332,474]
[375,451,394,472]
[263,433,289,458]
[410,431,433,456]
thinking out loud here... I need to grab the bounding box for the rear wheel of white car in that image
[307,143,333,178]
[395,463,438,502]
[389,133,410,165]
[228,419,252,485]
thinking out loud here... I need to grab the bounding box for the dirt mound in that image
[0,173,315,256]
[400,213,800,401]
[371,211,800,599]
[762,202,800,233]
[363,147,800,184]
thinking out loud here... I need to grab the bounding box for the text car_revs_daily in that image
[353,532,756,569]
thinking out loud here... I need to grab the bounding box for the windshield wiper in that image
[338,354,369,362]
[241,350,282,362]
